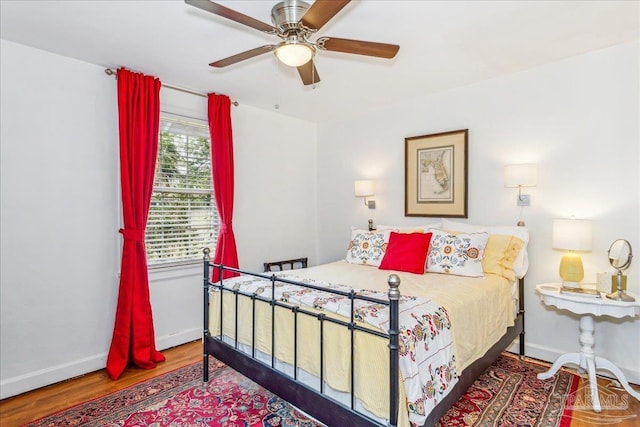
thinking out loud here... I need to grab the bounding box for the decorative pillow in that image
[379,232,433,274]
[346,229,391,267]
[441,219,529,278]
[426,229,489,277]
[482,234,525,281]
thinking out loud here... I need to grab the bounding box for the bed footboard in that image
[202,249,400,427]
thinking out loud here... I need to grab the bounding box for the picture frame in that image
[405,129,468,217]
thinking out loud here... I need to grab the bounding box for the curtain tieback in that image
[119,228,145,241]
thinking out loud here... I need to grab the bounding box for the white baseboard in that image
[0,328,201,400]
[156,327,201,351]
[0,352,107,400]
[507,339,640,385]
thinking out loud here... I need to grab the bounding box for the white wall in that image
[316,41,640,382]
[0,40,317,398]
[0,40,120,398]
[233,105,318,271]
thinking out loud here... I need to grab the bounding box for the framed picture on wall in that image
[405,129,468,217]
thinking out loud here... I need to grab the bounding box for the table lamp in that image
[552,218,592,287]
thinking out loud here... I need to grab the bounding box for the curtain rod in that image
[104,68,239,106]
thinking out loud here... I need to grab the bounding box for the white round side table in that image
[535,283,640,412]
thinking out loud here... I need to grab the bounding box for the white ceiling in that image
[1,0,638,123]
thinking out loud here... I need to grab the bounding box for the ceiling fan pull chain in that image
[275,56,281,110]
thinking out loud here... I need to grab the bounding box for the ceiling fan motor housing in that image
[271,0,311,35]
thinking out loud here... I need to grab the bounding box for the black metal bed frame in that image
[202,248,525,427]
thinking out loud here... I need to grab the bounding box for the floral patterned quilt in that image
[213,273,458,426]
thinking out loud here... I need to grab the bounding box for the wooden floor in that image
[1,341,638,427]
[0,341,202,427]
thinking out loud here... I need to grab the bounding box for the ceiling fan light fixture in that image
[275,42,314,67]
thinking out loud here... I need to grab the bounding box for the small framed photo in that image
[405,129,468,217]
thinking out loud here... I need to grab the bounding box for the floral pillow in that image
[426,229,489,277]
[441,219,529,278]
[346,229,391,267]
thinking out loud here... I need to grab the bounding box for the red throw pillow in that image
[378,232,433,274]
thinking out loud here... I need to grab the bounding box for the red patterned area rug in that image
[22,358,324,427]
[437,353,580,427]
[22,353,579,427]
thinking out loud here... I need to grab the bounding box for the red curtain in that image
[208,94,239,281]
[107,68,165,380]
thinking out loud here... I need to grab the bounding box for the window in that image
[146,115,218,266]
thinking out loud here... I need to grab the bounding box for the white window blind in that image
[146,116,219,266]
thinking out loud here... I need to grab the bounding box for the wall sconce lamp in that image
[355,180,376,231]
[552,218,593,288]
[504,164,537,207]
[354,180,376,209]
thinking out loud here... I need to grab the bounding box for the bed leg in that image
[388,274,401,427]
[203,248,211,383]
[203,351,209,383]
[518,277,525,357]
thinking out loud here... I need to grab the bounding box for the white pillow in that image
[377,222,441,233]
[346,228,392,267]
[441,219,529,279]
[427,229,489,277]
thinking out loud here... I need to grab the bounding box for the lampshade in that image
[354,180,375,197]
[552,218,593,252]
[275,42,313,67]
[504,164,537,188]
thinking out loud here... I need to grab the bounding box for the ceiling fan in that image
[185,0,400,86]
